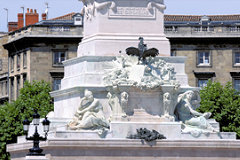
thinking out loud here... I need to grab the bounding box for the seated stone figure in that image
[68,89,109,130]
[175,90,216,133]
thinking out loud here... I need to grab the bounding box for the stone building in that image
[0,32,9,103]
[165,15,240,90]
[3,12,83,101]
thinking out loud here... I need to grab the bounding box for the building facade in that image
[0,33,9,103]
[165,15,240,90]
[3,12,83,101]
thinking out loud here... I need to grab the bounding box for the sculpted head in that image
[121,92,128,100]
[164,92,171,100]
[84,89,94,101]
[185,90,194,100]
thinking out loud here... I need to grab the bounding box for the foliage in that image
[0,81,53,159]
[198,81,240,138]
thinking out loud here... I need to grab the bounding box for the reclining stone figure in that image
[68,89,109,130]
[175,90,216,134]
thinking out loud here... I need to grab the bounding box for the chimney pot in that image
[42,13,47,20]
[18,13,24,29]
[27,8,29,13]
[8,22,18,32]
[25,8,39,26]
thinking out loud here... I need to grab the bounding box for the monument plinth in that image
[78,0,170,56]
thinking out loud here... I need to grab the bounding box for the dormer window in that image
[200,15,210,24]
[73,13,83,26]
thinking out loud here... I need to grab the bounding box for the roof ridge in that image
[50,12,76,20]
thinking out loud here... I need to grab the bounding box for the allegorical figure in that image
[121,92,129,110]
[175,90,216,132]
[68,89,109,130]
[162,92,175,121]
[107,85,127,120]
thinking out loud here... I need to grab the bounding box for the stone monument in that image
[78,0,170,56]
[7,0,240,159]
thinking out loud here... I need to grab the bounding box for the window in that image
[10,56,14,71]
[165,26,173,32]
[17,54,20,70]
[0,80,8,97]
[197,51,211,66]
[198,79,209,88]
[10,78,14,100]
[50,72,64,91]
[194,72,215,88]
[74,15,83,25]
[227,26,240,32]
[0,59,2,71]
[0,82,3,97]
[208,26,214,32]
[16,76,20,98]
[165,26,178,32]
[53,51,66,65]
[23,74,27,86]
[23,51,27,68]
[171,50,176,56]
[193,27,201,32]
[53,78,61,91]
[234,79,240,91]
[233,51,240,66]
[230,72,240,91]
[202,27,208,32]
[5,81,7,96]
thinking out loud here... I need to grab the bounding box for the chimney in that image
[8,22,18,32]
[25,8,39,26]
[18,13,24,29]
[42,13,47,20]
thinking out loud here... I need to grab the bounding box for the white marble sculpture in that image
[68,89,109,131]
[147,1,166,11]
[103,55,179,90]
[80,0,115,20]
[175,90,216,136]
[107,85,127,120]
[162,92,175,121]
[120,92,129,110]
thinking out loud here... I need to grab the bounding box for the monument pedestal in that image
[8,139,240,160]
[78,0,170,56]
[78,35,170,56]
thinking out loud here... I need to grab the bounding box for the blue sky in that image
[0,0,240,32]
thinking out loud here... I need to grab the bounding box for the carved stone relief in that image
[68,89,110,132]
[103,55,179,90]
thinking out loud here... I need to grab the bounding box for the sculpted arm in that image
[78,100,98,115]
[185,102,203,117]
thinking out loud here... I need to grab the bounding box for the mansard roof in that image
[164,14,240,22]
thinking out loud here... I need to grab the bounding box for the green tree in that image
[0,81,53,159]
[198,81,240,138]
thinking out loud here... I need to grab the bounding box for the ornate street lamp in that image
[23,110,50,156]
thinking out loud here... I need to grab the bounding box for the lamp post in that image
[45,2,49,20]
[3,8,8,31]
[23,110,50,156]
[21,6,25,26]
